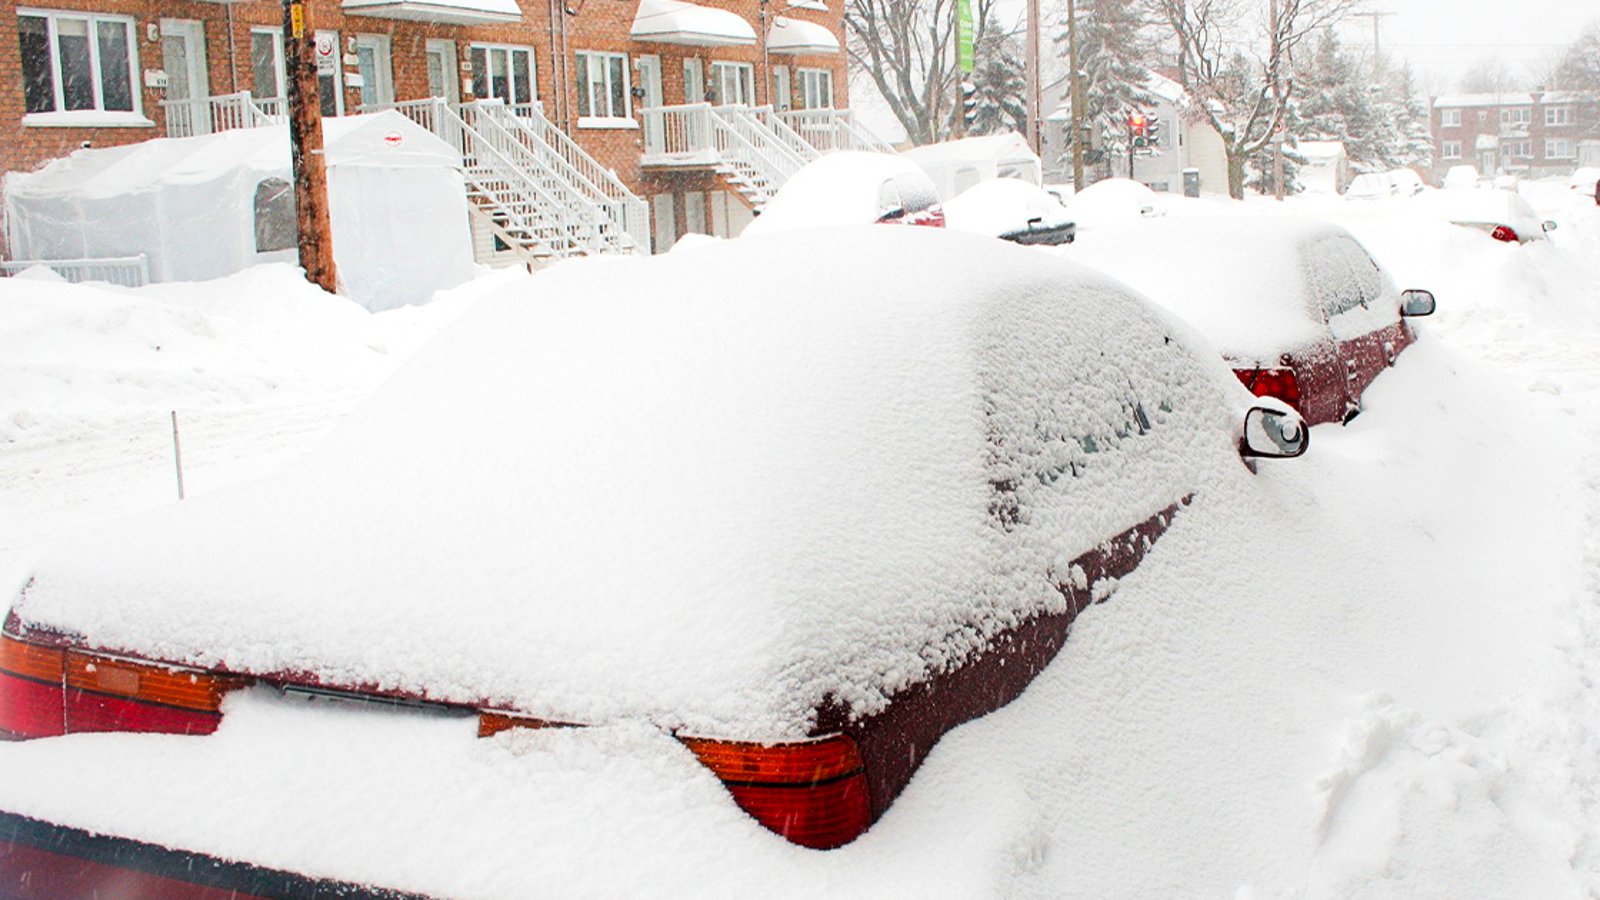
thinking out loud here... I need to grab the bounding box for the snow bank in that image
[14,227,1247,740]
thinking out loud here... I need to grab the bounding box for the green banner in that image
[957,0,974,74]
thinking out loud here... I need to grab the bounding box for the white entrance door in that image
[425,39,459,103]
[682,57,704,103]
[354,34,394,109]
[160,19,208,133]
[771,64,790,112]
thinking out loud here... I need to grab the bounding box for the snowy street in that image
[2,183,1599,897]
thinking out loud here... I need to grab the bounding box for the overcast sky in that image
[1334,1,1596,93]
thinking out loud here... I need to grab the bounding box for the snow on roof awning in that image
[632,0,756,47]
[767,17,840,55]
[342,0,521,25]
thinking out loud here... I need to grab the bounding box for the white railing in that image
[752,106,820,164]
[641,103,717,163]
[500,102,650,254]
[160,91,284,138]
[641,104,810,206]
[778,108,896,154]
[1,254,149,287]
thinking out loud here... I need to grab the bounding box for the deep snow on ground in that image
[0,180,1597,898]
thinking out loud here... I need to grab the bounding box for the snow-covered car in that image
[1067,177,1163,229]
[743,152,943,234]
[1066,216,1436,426]
[942,177,1076,245]
[1419,187,1556,243]
[1344,172,1398,200]
[0,228,1306,894]
[1441,164,1482,190]
[1569,166,1600,204]
[1387,168,1425,196]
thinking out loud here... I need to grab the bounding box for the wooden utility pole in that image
[1349,10,1395,80]
[283,0,337,294]
[952,0,965,138]
[1024,0,1040,153]
[1269,0,1285,201]
[1067,0,1083,190]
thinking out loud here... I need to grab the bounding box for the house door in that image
[160,19,208,132]
[425,39,459,103]
[771,65,790,112]
[354,35,394,109]
[683,57,704,103]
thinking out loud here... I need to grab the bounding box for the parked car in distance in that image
[1067,177,1164,229]
[1441,164,1482,190]
[1344,172,1398,200]
[0,228,1307,895]
[1571,167,1600,205]
[1387,168,1426,196]
[744,152,944,234]
[943,177,1076,245]
[1419,188,1555,243]
[1066,216,1436,426]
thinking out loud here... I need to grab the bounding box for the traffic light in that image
[1147,117,1161,147]
[1129,112,1149,148]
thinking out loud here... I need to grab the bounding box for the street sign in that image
[315,33,337,75]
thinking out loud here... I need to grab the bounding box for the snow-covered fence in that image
[0,255,150,288]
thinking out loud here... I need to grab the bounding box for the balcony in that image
[159,92,285,139]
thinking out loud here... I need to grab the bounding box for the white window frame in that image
[1545,138,1575,160]
[797,67,834,110]
[249,26,286,103]
[353,34,394,109]
[1499,106,1530,126]
[1441,140,1462,160]
[1439,108,1461,127]
[425,38,460,104]
[576,49,633,126]
[710,61,753,106]
[1505,140,1531,159]
[1545,106,1572,126]
[470,43,537,109]
[18,8,148,125]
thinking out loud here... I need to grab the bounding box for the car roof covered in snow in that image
[1063,215,1393,358]
[942,178,1071,236]
[15,228,1241,739]
[742,152,931,235]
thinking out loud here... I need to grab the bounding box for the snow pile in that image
[942,178,1072,237]
[14,227,1247,740]
[1066,177,1164,229]
[743,152,934,234]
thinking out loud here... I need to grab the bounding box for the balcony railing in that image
[159,92,285,139]
[777,108,896,153]
[1,254,150,288]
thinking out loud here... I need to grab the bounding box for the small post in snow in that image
[171,411,186,501]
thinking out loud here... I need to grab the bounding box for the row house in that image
[1,0,889,262]
[1430,90,1600,182]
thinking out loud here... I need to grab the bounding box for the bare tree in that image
[1458,57,1520,94]
[844,0,999,144]
[1151,0,1355,197]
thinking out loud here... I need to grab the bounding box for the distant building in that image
[1040,71,1228,196]
[1430,91,1600,182]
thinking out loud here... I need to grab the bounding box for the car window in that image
[1301,234,1386,320]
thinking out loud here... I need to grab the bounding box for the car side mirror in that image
[1542,220,1558,232]
[1240,406,1308,459]
[877,206,907,222]
[1400,289,1435,317]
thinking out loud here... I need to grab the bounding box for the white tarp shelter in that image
[4,111,476,312]
[900,133,1042,200]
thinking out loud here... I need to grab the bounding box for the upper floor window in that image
[576,50,629,120]
[1505,140,1531,159]
[19,10,139,116]
[471,44,535,107]
[1499,107,1530,126]
[710,61,753,106]
[1545,106,1572,126]
[1439,108,1461,127]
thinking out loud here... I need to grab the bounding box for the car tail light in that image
[682,734,870,849]
[0,631,248,740]
[1234,368,1303,410]
[1490,225,1518,243]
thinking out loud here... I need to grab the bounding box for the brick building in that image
[2,0,883,262]
[1430,90,1600,182]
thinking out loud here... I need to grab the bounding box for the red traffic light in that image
[1128,113,1148,134]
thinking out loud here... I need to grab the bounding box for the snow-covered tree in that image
[1292,29,1392,172]
[1054,0,1158,163]
[967,13,1027,135]
[1384,61,1433,172]
[844,0,1000,144]
[1554,24,1600,91]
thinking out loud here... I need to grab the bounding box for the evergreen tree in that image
[1384,61,1433,171]
[1054,0,1157,164]
[967,13,1027,135]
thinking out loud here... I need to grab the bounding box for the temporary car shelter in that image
[3,111,476,311]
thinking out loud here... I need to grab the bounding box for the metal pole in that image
[1067,0,1082,190]
[170,411,186,501]
[283,0,338,294]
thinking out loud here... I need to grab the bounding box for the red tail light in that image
[0,631,248,740]
[683,734,870,849]
[1234,367,1303,410]
[1490,225,1518,243]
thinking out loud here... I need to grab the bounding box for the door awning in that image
[632,0,756,47]
[767,17,840,54]
[342,0,521,25]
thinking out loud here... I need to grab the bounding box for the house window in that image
[797,68,833,110]
[470,44,535,106]
[1545,106,1572,126]
[576,50,629,119]
[1545,138,1575,160]
[18,10,139,116]
[1505,140,1531,159]
[1499,107,1530,126]
[1439,109,1461,127]
[250,28,285,101]
[1441,140,1462,160]
[710,61,753,105]
[254,178,296,253]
